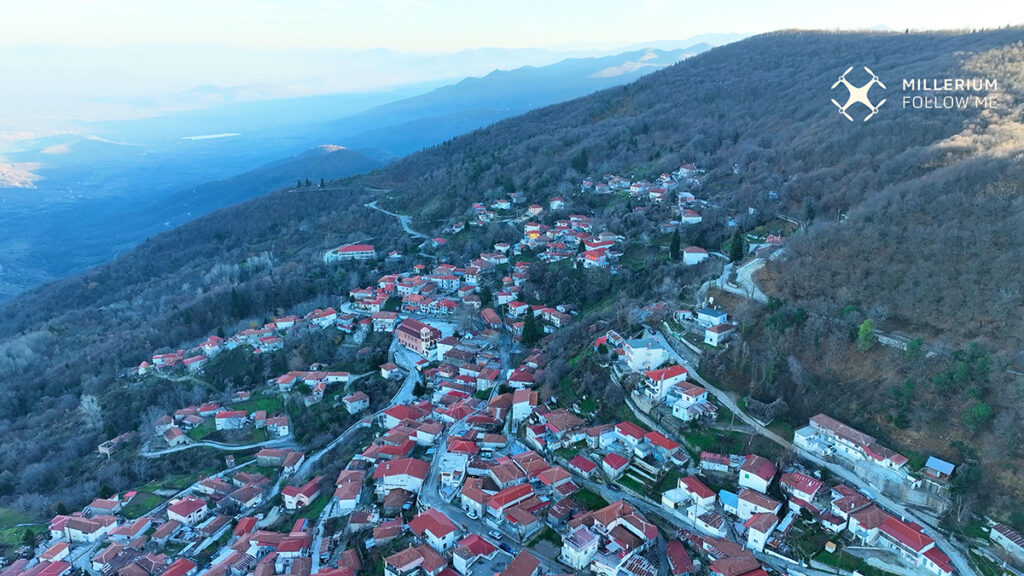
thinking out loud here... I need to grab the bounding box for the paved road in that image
[142,436,296,458]
[366,200,429,241]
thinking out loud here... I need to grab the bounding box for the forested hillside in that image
[0,28,1021,523]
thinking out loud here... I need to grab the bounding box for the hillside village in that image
[2,161,1020,576]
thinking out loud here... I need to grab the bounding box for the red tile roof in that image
[780,471,823,496]
[880,515,934,552]
[679,476,715,500]
[643,365,687,381]
[740,454,777,481]
[666,541,696,576]
[569,455,597,473]
[645,430,680,451]
[373,458,430,481]
[744,512,779,534]
[615,421,646,440]
[409,508,458,539]
[603,452,629,469]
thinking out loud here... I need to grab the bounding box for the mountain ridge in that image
[0,27,1020,524]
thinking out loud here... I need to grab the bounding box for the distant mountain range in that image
[0,44,711,298]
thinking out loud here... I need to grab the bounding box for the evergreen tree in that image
[571,148,589,173]
[522,307,541,345]
[320,178,325,188]
[728,231,745,262]
[296,179,302,188]
[670,229,681,260]
[305,178,312,188]
[857,319,875,352]
[22,528,35,547]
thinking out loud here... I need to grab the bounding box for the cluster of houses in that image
[595,329,717,423]
[466,190,569,228]
[794,414,912,481]
[516,215,624,270]
[653,434,955,576]
[580,163,704,197]
[147,394,292,448]
[138,306,354,377]
[274,369,352,407]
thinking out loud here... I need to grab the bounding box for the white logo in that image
[831,66,886,121]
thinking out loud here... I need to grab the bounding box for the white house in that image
[602,452,630,479]
[343,392,370,414]
[373,458,430,495]
[214,410,247,431]
[639,365,687,402]
[680,209,703,225]
[678,476,716,508]
[704,324,736,347]
[683,247,709,265]
[738,455,776,494]
[993,524,1024,562]
[745,513,779,552]
[409,508,460,553]
[166,497,208,525]
[560,525,599,570]
[696,308,728,327]
[736,489,781,520]
[621,338,668,372]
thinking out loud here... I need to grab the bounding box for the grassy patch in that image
[615,403,645,428]
[554,443,586,462]
[0,509,44,553]
[232,395,284,414]
[684,430,716,451]
[814,550,890,576]
[0,508,30,531]
[657,470,682,493]
[767,420,795,442]
[618,476,646,493]
[580,395,598,413]
[970,552,1011,576]
[295,493,331,521]
[960,522,991,542]
[188,419,216,441]
[527,526,562,547]
[573,488,610,511]
[159,466,218,491]
[788,524,830,559]
[474,389,492,400]
[121,492,166,519]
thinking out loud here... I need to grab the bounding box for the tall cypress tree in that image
[729,231,745,262]
[670,229,681,260]
[522,307,540,345]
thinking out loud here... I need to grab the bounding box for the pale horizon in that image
[2,0,1022,129]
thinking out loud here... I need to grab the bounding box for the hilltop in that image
[0,28,1021,524]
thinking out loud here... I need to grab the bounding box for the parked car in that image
[488,530,503,540]
[499,543,515,554]
[466,510,479,520]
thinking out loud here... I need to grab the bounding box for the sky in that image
[1,0,1022,129]
[3,0,1023,51]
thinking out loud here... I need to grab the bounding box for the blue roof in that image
[697,308,727,318]
[718,489,739,509]
[925,456,955,475]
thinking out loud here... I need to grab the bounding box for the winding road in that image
[366,200,429,241]
[141,436,296,458]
